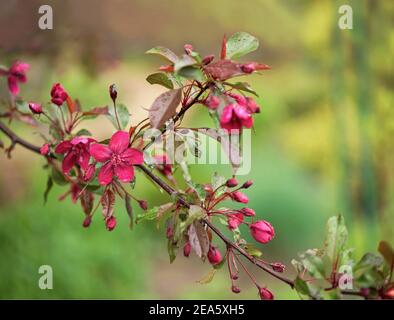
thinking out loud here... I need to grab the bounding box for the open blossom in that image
[55,136,95,174]
[250,220,275,244]
[51,83,68,106]
[2,61,29,96]
[89,131,144,185]
[207,246,222,265]
[220,103,253,131]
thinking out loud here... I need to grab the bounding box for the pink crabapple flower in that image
[258,287,274,300]
[89,131,144,186]
[250,220,275,244]
[207,246,222,265]
[50,83,68,106]
[231,191,249,204]
[2,61,29,96]
[40,143,50,156]
[28,102,42,114]
[220,103,253,132]
[55,136,96,175]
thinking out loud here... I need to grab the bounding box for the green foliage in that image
[226,32,259,59]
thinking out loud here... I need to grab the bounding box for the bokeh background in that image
[0,0,393,299]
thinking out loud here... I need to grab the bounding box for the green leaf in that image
[181,205,206,233]
[299,249,326,279]
[177,66,206,82]
[324,215,348,264]
[43,176,53,204]
[146,46,179,63]
[107,103,129,130]
[226,32,259,59]
[135,202,174,224]
[167,239,178,264]
[51,167,68,186]
[174,54,197,72]
[75,129,92,136]
[197,269,217,284]
[224,82,258,96]
[146,72,174,89]
[244,243,263,258]
[354,253,383,274]
[125,194,133,230]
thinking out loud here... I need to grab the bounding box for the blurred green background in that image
[0,0,393,299]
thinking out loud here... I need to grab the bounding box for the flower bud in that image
[159,65,174,73]
[82,216,92,228]
[166,226,174,239]
[246,97,260,114]
[258,287,274,300]
[109,84,117,102]
[40,143,50,155]
[83,164,96,182]
[383,286,394,299]
[241,63,255,74]
[231,191,249,204]
[50,83,68,106]
[242,180,253,189]
[184,44,194,55]
[138,200,148,211]
[183,242,191,257]
[29,102,42,114]
[240,207,255,217]
[231,285,241,294]
[250,220,275,244]
[270,262,285,273]
[232,274,239,280]
[105,216,116,231]
[202,54,214,65]
[226,178,238,188]
[206,95,220,110]
[227,213,243,230]
[207,246,222,265]
[204,184,213,194]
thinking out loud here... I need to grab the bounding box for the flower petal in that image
[114,164,135,183]
[7,76,19,96]
[89,144,112,162]
[55,141,72,154]
[109,131,130,154]
[98,162,114,185]
[62,152,77,174]
[77,149,91,170]
[220,104,234,125]
[121,148,144,165]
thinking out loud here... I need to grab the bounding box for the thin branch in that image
[0,121,42,154]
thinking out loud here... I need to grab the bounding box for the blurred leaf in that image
[43,176,53,204]
[177,66,206,82]
[188,220,210,259]
[125,194,133,230]
[82,106,109,119]
[354,253,383,274]
[167,239,178,264]
[174,54,197,72]
[324,215,348,264]
[107,103,129,130]
[149,89,182,129]
[204,60,243,81]
[244,243,263,258]
[299,249,325,279]
[66,96,75,113]
[75,129,92,136]
[101,190,115,218]
[136,202,174,224]
[80,191,94,215]
[0,139,3,149]
[51,167,68,186]
[15,100,30,114]
[197,268,217,284]
[146,72,174,89]
[226,32,259,59]
[146,46,179,64]
[224,82,258,96]
[378,241,394,267]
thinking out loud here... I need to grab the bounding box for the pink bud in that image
[207,246,222,265]
[231,191,249,204]
[40,143,50,155]
[166,226,174,239]
[227,213,243,230]
[184,44,194,55]
[232,274,239,280]
[50,83,68,106]
[258,287,274,300]
[83,216,92,228]
[159,65,174,73]
[250,220,275,244]
[109,84,117,102]
[231,285,241,294]
[246,97,260,114]
[138,200,148,211]
[29,102,42,114]
[271,262,285,273]
[226,178,238,188]
[202,54,214,65]
[240,207,255,217]
[206,95,220,110]
[183,242,191,257]
[242,180,253,189]
[241,63,255,74]
[105,216,116,231]
[83,164,96,181]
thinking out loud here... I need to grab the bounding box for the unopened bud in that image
[183,242,191,257]
[109,84,117,102]
[231,285,241,294]
[202,54,214,65]
[226,178,238,188]
[138,200,148,211]
[83,216,92,228]
[184,44,194,55]
[242,180,253,189]
[29,102,42,114]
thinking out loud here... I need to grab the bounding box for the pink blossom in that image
[259,287,274,300]
[83,163,96,181]
[55,136,95,175]
[83,216,92,228]
[226,178,238,187]
[240,207,255,217]
[51,83,68,106]
[231,191,249,204]
[4,61,29,96]
[28,102,42,114]
[89,131,144,185]
[220,104,253,131]
[207,246,222,265]
[250,220,275,244]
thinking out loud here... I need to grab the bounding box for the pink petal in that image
[220,105,234,125]
[233,105,251,120]
[55,141,72,154]
[62,152,77,174]
[98,162,114,185]
[77,150,90,170]
[109,131,130,154]
[89,144,112,162]
[121,148,144,165]
[7,76,19,96]
[114,164,135,183]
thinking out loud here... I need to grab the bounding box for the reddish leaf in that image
[204,60,244,81]
[66,96,75,113]
[83,106,109,116]
[149,88,182,129]
[101,190,115,219]
[221,34,227,60]
[81,190,94,215]
[188,220,210,259]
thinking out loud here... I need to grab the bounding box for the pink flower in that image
[242,179,253,189]
[55,136,95,175]
[231,191,249,204]
[83,163,96,181]
[205,95,220,110]
[5,61,29,96]
[184,44,194,55]
[28,102,42,114]
[183,242,191,257]
[240,207,255,217]
[51,83,68,106]
[258,287,274,300]
[40,143,50,155]
[226,178,238,187]
[207,246,222,265]
[89,131,144,185]
[228,213,244,230]
[250,220,275,244]
[105,216,116,231]
[220,104,253,131]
